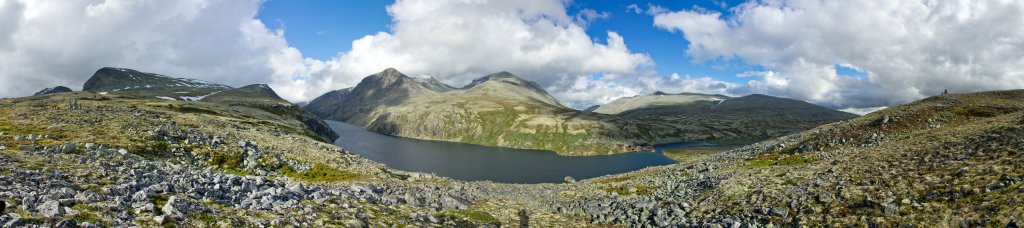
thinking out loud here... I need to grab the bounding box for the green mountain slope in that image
[202,84,339,142]
[308,68,855,155]
[78,67,337,142]
[305,68,450,125]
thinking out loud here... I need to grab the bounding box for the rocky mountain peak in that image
[34,86,73,96]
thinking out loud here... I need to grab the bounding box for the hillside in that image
[594,92,859,144]
[567,89,1024,226]
[1,88,1021,227]
[82,67,232,99]
[589,91,729,115]
[78,67,337,142]
[201,84,339,142]
[308,69,856,155]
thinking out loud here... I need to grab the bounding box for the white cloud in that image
[626,3,667,15]
[653,0,1024,108]
[0,0,299,98]
[550,71,740,109]
[840,106,888,116]
[275,0,654,102]
[0,0,654,104]
[626,4,642,14]
[574,9,610,27]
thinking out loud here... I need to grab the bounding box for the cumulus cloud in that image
[0,0,309,99]
[626,3,667,15]
[653,0,1024,108]
[574,9,611,27]
[277,0,654,102]
[0,0,656,103]
[550,72,740,108]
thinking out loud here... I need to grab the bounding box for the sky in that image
[1,0,1022,115]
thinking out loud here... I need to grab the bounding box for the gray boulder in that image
[162,196,208,221]
[36,200,64,218]
[440,196,470,210]
[564,176,577,183]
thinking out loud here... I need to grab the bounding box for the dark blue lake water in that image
[329,120,701,183]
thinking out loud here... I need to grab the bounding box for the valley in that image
[306,68,856,156]
[0,67,1020,227]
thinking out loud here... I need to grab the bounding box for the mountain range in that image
[4,66,1022,226]
[77,67,338,142]
[306,68,857,155]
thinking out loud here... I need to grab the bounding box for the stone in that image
[564,176,577,183]
[956,167,969,176]
[16,145,36,152]
[3,213,22,227]
[132,190,148,202]
[0,200,5,214]
[440,196,470,210]
[36,200,64,218]
[771,207,788,218]
[427,215,441,223]
[59,142,77,153]
[54,219,78,228]
[518,209,530,228]
[884,203,899,215]
[153,215,167,224]
[162,196,206,221]
[118,149,129,155]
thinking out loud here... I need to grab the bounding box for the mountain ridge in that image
[76,67,338,142]
[307,68,856,155]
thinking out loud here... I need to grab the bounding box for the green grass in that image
[171,106,219,115]
[281,163,360,182]
[662,147,729,162]
[437,210,501,226]
[71,204,104,225]
[150,194,170,207]
[221,167,252,176]
[601,185,654,196]
[190,212,219,225]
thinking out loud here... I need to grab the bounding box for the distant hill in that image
[76,67,337,142]
[589,91,730,115]
[202,84,338,142]
[33,86,73,96]
[308,68,857,155]
[82,67,232,99]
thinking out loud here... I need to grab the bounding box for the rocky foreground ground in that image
[1,90,1023,227]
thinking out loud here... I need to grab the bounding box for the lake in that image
[328,120,703,184]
